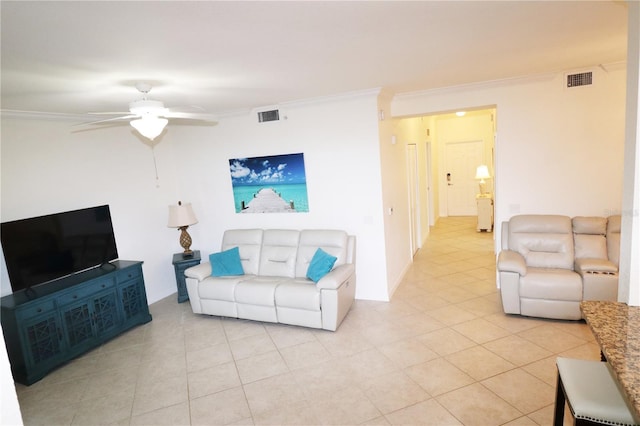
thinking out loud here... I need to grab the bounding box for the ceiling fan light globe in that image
[130,116,168,140]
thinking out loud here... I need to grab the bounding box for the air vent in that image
[257,109,280,123]
[566,71,593,88]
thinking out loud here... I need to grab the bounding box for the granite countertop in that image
[581,300,640,420]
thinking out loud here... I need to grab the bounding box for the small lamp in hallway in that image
[475,165,491,195]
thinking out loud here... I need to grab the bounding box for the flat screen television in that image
[1,205,119,293]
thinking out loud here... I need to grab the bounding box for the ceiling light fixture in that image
[130,116,168,140]
[456,111,466,117]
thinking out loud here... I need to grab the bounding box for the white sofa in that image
[497,214,620,320]
[184,229,356,331]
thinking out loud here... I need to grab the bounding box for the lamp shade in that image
[130,116,168,141]
[475,165,491,181]
[168,202,198,228]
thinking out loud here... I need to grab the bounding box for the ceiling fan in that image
[78,82,217,140]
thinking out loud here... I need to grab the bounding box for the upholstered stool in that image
[554,357,638,425]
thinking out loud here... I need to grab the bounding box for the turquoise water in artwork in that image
[232,183,310,213]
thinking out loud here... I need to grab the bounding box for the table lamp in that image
[168,201,198,255]
[475,165,491,195]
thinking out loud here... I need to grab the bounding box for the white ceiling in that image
[0,1,629,118]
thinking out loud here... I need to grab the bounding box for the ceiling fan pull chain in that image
[151,146,160,188]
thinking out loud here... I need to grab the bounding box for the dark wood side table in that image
[172,251,201,303]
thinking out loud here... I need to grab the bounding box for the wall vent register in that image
[566,71,593,88]
[258,109,280,122]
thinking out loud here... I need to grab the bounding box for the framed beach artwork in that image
[228,153,310,213]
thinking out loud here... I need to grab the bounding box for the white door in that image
[445,140,483,216]
[425,141,435,227]
[407,144,419,256]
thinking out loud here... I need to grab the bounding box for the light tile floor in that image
[14,216,600,425]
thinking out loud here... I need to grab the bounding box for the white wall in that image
[1,91,391,302]
[169,91,389,300]
[392,65,627,248]
[0,117,182,303]
[620,2,640,305]
[394,116,433,245]
[377,95,411,299]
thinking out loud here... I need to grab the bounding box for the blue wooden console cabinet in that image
[0,260,152,385]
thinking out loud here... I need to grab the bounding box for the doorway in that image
[395,107,496,261]
[435,108,496,220]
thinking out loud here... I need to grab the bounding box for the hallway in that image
[386,215,599,424]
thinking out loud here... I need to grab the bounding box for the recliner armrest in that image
[497,250,527,275]
[574,258,618,274]
[184,262,212,281]
[317,263,355,290]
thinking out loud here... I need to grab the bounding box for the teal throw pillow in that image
[210,247,244,277]
[306,248,337,283]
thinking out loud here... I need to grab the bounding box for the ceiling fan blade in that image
[75,84,217,131]
[73,115,137,127]
[163,111,218,121]
[87,111,132,116]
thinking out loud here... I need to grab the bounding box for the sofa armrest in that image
[497,250,527,275]
[184,262,212,281]
[316,263,355,290]
[575,258,618,274]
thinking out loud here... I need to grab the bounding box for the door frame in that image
[407,143,420,256]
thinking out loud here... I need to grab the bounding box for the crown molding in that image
[2,88,385,123]
[394,61,627,101]
[216,87,384,119]
[0,110,90,122]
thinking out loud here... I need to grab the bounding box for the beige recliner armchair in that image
[498,214,621,320]
[498,215,583,320]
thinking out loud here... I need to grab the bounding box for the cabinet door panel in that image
[62,302,94,347]
[119,279,146,321]
[61,290,119,349]
[23,314,63,367]
[92,291,120,334]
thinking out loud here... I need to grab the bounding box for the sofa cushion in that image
[572,216,607,235]
[574,234,607,260]
[275,281,321,311]
[222,229,263,275]
[258,230,300,278]
[235,277,284,306]
[508,215,574,270]
[520,268,582,301]
[210,247,244,277]
[199,276,247,301]
[296,230,348,278]
[306,248,337,282]
[573,216,608,260]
